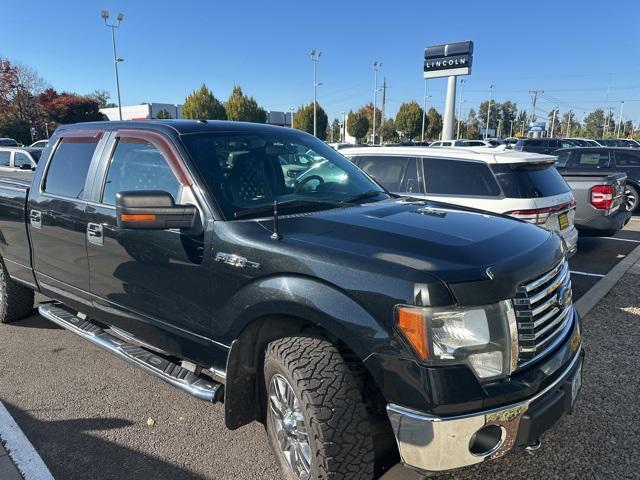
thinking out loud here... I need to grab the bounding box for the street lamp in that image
[288,107,295,128]
[340,111,346,142]
[456,78,466,140]
[420,81,432,142]
[101,10,125,121]
[372,61,382,144]
[485,84,494,139]
[310,50,322,137]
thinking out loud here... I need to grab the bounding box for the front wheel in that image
[264,336,374,480]
[0,259,34,324]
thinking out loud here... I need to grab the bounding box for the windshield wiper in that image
[341,190,386,204]
[234,199,349,219]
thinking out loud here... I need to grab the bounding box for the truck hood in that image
[261,200,564,304]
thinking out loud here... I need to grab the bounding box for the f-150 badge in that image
[215,252,260,269]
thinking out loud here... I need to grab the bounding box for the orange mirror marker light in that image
[120,214,156,222]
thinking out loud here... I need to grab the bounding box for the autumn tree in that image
[225,85,266,123]
[395,101,423,140]
[347,111,369,142]
[182,84,226,120]
[357,102,382,140]
[425,108,442,140]
[292,103,328,140]
[38,88,106,125]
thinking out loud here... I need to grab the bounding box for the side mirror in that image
[115,190,197,230]
[19,163,34,170]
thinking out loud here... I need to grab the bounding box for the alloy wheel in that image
[269,374,311,479]
[626,186,638,211]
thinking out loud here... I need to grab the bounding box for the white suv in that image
[342,146,578,256]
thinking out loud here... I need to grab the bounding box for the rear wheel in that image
[625,184,639,212]
[0,260,34,324]
[264,336,374,480]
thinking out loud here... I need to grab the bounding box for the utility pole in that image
[484,85,494,139]
[550,108,558,138]
[497,119,503,138]
[604,107,613,137]
[616,101,625,138]
[101,10,125,121]
[372,61,382,144]
[456,78,465,139]
[380,78,387,144]
[529,89,543,123]
[566,110,573,137]
[421,79,428,142]
[310,50,322,137]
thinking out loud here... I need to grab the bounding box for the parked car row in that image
[0,119,584,480]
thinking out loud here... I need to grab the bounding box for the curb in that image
[574,242,640,318]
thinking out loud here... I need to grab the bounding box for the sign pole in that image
[442,76,457,140]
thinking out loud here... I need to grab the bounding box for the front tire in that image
[0,260,34,324]
[264,336,374,480]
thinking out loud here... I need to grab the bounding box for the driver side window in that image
[102,139,181,206]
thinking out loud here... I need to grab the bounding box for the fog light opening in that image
[469,425,504,456]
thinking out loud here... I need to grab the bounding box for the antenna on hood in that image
[270,201,282,240]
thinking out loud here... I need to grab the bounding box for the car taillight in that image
[590,185,614,210]
[505,200,576,225]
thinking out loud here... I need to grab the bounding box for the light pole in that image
[456,78,465,140]
[485,85,494,139]
[101,10,124,121]
[372,61,382,144]
[288,107,295,128]
[420,80,432,142]
[550,107,558,138]
[310,50,322,137]
[340,111,346,142]
[616,101,625,138]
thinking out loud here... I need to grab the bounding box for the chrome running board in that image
[39,302,223,402]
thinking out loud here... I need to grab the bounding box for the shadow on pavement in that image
[9,314,62,330]
[2,401,208,480]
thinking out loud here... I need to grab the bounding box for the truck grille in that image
[513,258,574,367]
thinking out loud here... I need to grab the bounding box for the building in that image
[266,111,293,127]
[100,103,183,121]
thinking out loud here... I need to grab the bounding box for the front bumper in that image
[559,225,578,257]
[386,348,584,473]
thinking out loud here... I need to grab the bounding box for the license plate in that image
[558,212,570,230]
[571,362,583,407]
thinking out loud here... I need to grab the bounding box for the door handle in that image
[29,210,42,229]
[87,223,104,246]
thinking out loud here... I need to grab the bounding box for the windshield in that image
[181,129,386,218]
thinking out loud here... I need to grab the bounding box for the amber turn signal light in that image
[120,214,157,222]
[396,306,429,360]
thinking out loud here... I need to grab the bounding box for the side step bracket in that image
[39,302,223,402]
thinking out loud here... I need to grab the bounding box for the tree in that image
[156,108,172,119]
[87,89,116,108]
[515,110,528,136]
[395,101,423,140]
[39,88,107,125]
[328,118,341,142]
[561,111,581,137]
[425,108,442,140]
[182,84,226,120]
[380,118,398,143]
[357,102,382,141]
[292,103,328,140]
[225,85,266,123]
[479,100,501,135]
[466,109,480,139]
[346,110,369,142]
[583,109,606,138]
[500,101,518,138]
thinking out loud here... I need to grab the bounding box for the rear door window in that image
[555,151,572,168]
[14,152,33,168]
[0,151,10,166]
[356,156,408,191]
[43,137,100,198]
[574,151,611,169]
[615,150,640,166]
[423,158,501,196]
[491,163,570,198]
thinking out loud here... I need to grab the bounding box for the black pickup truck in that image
[0,120,583,479]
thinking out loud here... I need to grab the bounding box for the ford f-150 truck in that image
[0,120,583,479]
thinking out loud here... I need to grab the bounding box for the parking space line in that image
[570,270,605,278]
[603,237,640,243]
[0,402,54,480]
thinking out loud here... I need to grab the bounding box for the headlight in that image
[396,301,516,380]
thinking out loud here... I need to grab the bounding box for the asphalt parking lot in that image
[0,217,639,480]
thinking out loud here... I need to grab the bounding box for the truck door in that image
[28,130,105,313]
[84,130,217,364]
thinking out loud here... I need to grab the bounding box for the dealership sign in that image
[529,122,546,132]
[424,41,473,79]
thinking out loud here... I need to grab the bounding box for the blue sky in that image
[2,0,639,126]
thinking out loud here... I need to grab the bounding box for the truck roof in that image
[56,119,295,136]
[339,146,557,164]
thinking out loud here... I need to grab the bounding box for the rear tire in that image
[625,184,639,212]
[0,260,34,324]
[264,336,375,480]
